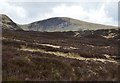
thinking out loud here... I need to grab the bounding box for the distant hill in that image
[0,14,23,30]
[0,14,118,31]
[20,17,117,32]
[2,14,119,81]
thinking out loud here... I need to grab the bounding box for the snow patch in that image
[19,47,118,64]
[102,33,118,39]
[39,44,60,49]
[74,32,80,37]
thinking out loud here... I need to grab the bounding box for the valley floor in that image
[2,29,120,81]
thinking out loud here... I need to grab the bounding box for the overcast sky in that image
[0,0,119,26]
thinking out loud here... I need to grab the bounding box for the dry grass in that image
[2,29,120,81]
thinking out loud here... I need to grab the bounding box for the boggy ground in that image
[2,29,120,81]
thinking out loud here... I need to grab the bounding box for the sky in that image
[0,0,119,26]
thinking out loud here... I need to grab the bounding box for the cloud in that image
[0,1,118,26]
[39,3,118,26]
[0,1,28,23]
[4,0,119,2]
[87,3,117,26]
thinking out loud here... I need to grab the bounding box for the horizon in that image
[1,13,118,27]
[0,0,119,26]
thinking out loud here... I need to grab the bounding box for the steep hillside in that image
[0,14,23,30]
[20,17,117,32]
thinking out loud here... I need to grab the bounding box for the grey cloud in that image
[2,1,118,26]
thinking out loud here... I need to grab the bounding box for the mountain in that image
[0,14,23,30]
[20,17,117,32]
[2,14,119,81]
[0,14,117,32]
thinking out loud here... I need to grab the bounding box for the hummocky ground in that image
[2,28,120,81]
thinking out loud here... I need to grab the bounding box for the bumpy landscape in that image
[1,14,120,81]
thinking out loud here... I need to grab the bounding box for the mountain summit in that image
[21,17,117,32]
[0,14,117,32]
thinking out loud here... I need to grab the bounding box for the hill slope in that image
[0,14,23,30]
[2,29,120,81]
[0,14,117,32]
[20,17,117,32]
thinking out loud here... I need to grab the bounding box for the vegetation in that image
[2,29,120,81]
